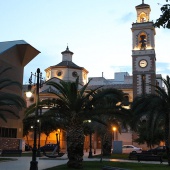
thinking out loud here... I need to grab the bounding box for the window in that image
[57,70,62,77]
[0,127,17,138]
[72,71,78,77]
[139,12,147,23]
[138,32,147,50]
[123,95,129,106]
[142,74,146,95]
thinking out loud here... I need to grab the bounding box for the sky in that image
[0,0,170,84]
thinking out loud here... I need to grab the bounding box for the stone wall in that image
[0,138,20,150]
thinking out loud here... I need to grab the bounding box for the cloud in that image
[119,12,135,23]
[156,62,170,78]
[110,65,132,73]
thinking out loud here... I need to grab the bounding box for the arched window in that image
[123,95,129,106]
[138,32,147,50]
[139,12,147,23]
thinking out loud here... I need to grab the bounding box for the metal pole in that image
[37,108,42,157]
[30,68,40,170]
[88,133,93,158]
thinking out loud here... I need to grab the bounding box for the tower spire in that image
[142,0,144,4]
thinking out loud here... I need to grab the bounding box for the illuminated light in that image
[112,127,117,131]
[116,102,121,106]
[146,46,153,49]
[122,105,130,109]
[56,129,61,134]
[26,91,32,98]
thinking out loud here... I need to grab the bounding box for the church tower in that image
[132,0,156,98]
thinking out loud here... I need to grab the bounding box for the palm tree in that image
[23,116,34,144]
[131,76,170,165]
[40,112,60,145]
[0,67,26,122]
[132,119,164,148]
[44,77,128,168]
[91,89,131,156]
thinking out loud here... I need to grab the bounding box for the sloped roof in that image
[0,40,27,54]
[87,84,133,90]
[0,40,40,67]
[56,61,82,68]
[61,46,74,55]
[40,86,58,94]
[136,3,150,9]
[49,61,87,71]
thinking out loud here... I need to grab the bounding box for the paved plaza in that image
[0,150,168,170]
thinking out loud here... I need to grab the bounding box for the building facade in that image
[132,2,157,98]
[0,40,40,150]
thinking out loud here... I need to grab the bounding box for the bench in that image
[1,149,22,157]
[128,152,138,160]
[137,154,163,163]
[128,151,152,160]
[102,166,129,170]
[42,149,65,158]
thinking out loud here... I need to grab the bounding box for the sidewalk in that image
[0,150,168,170]
[0,155,68,170]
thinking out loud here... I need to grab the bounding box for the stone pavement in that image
[0,150,168,170]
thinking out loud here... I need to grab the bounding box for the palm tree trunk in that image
[165,112,170,165]
[102,130,112,156]
[45,135,49,145]
[67,123,84,169]
[26,135,29,145]
[168,112,170,165]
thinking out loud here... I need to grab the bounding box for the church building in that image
[0,1,163,151]
[24,1,163,151]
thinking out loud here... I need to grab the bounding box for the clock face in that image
[139,59,147,68]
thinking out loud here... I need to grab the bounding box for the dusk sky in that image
[0,0,169,83]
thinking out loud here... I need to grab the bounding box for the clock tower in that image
[131,1,156,98]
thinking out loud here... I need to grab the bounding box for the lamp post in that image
[88,132,93,158]
[112,127,116,141]
[26,68,42,170]
[56,129,61,154]
[88,120,93,158]
[112,126,117,153]
[37,107,42,157]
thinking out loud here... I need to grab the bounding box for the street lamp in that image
[26,68,42,170]
[112,127,117,141]
[56,129,61,155]
[112,126,117,153]
[88,120,93,158]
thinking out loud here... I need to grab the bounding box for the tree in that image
[23,116,34,144]
[90,90,130,156]
[40,112,59,144]
[24,106,61,145]
[44,78,129,168]
[154,0,170,28]
[131,76,170,165]
[132,119,164,148]
[0,67,26,122]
